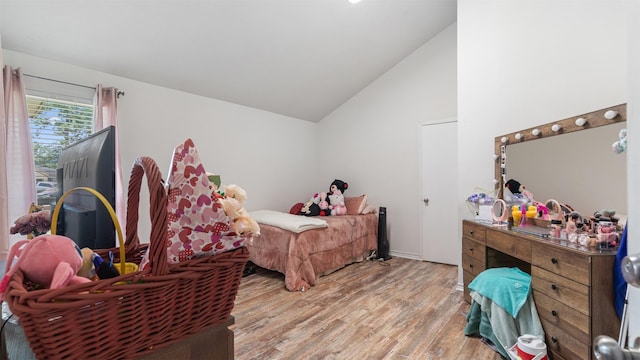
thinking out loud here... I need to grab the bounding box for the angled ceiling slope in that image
[0,0,457,122]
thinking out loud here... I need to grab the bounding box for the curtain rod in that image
[22,73,125,98]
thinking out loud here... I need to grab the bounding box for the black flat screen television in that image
[55,125,116,249]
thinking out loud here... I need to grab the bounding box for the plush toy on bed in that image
[318,192,330,216]
[328,179,349,216]
[300,195,321,216]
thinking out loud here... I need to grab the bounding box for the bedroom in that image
[1,0,639,358]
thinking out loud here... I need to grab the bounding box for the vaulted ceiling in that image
[0,0,457,122]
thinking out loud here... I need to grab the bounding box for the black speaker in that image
[377,207,391,260]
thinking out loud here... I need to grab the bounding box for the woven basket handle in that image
[125,156,169,277]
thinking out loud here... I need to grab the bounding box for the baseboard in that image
[388,250,421,261]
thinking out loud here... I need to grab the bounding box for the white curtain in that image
[1,66,36,259]
[93,85,125,229]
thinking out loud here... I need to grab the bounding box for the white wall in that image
[458,0,630,340]
[3,49,321,241]
[317,23,457,258]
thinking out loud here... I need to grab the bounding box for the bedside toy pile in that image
[290,179,350,217]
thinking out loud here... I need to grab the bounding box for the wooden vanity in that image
[462,220,620,360]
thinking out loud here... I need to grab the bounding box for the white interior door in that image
[420,120,458,265]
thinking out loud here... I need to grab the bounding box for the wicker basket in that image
[4,156,249,360]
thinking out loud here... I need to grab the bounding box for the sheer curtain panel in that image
[93,85,125,229]
[1,66,36,258]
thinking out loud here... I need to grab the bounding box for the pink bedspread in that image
[247,213,378,291]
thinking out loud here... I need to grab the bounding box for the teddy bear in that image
[328,179,349,216]
[329,190,347,215]
[318,192,330,216]
[300,196,321,216]
[0,235,92,300]
[219,184,260,236]
[330,179,348,195]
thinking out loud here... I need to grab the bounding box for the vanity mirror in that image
[494,103,627,218]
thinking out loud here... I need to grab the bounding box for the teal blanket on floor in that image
[468,267,531,318]
[464,300,508,359]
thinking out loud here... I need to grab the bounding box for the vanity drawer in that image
[462,237,485,262]
[463,270,474,304]
[532,245,590,286]
[486,228,531,262]
[541,318,590,360]
[532,266,589,315]
[533,291,589,344]
[462,221,487,244]
[462,253,485,276]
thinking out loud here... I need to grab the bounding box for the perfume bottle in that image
[519,205,528,227]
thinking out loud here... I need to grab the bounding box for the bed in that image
[247,205,378,291]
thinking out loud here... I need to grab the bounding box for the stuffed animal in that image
[328,179,348,216]
[219,184,260,235]
[300,198,321,216]
[329,189,347,216]
[0,235,91,300]
[77,247,98,280]
[330,179,348,195]
[318,192,330,216]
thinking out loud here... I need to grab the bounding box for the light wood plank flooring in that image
[230,257,502,359]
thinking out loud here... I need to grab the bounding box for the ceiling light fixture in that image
[348,0,362,3]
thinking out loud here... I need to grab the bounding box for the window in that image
[24,76,95,205]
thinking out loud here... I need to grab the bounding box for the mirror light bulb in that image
[515,133,523,140]
[575,117,587,126]
[551,124,562,132]
[493,154,499,160]
[604,110,618,120]
[531,129,541,136]
[492,179,499,185]
[501,136,509,144]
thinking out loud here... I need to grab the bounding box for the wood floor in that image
[230,257,503,360]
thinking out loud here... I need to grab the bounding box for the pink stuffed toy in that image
[318,192,330,216]
[329,189,347,216]
[0,235,91,300]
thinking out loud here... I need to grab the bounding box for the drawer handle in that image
[551,258,558,264]
[551,336,558,343]
[469,264,474,269]
[469,247,474,252]
[551,284,558,290]
[551,310,558,317]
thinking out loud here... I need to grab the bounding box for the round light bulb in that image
[492,154,499,160]
[604,110,618,120]
[551,124,562,132]
[515,133,523,140]
[575,117,587,126]
[492,179,499,185]
[531,129,541,136]
[501,136,509,144]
